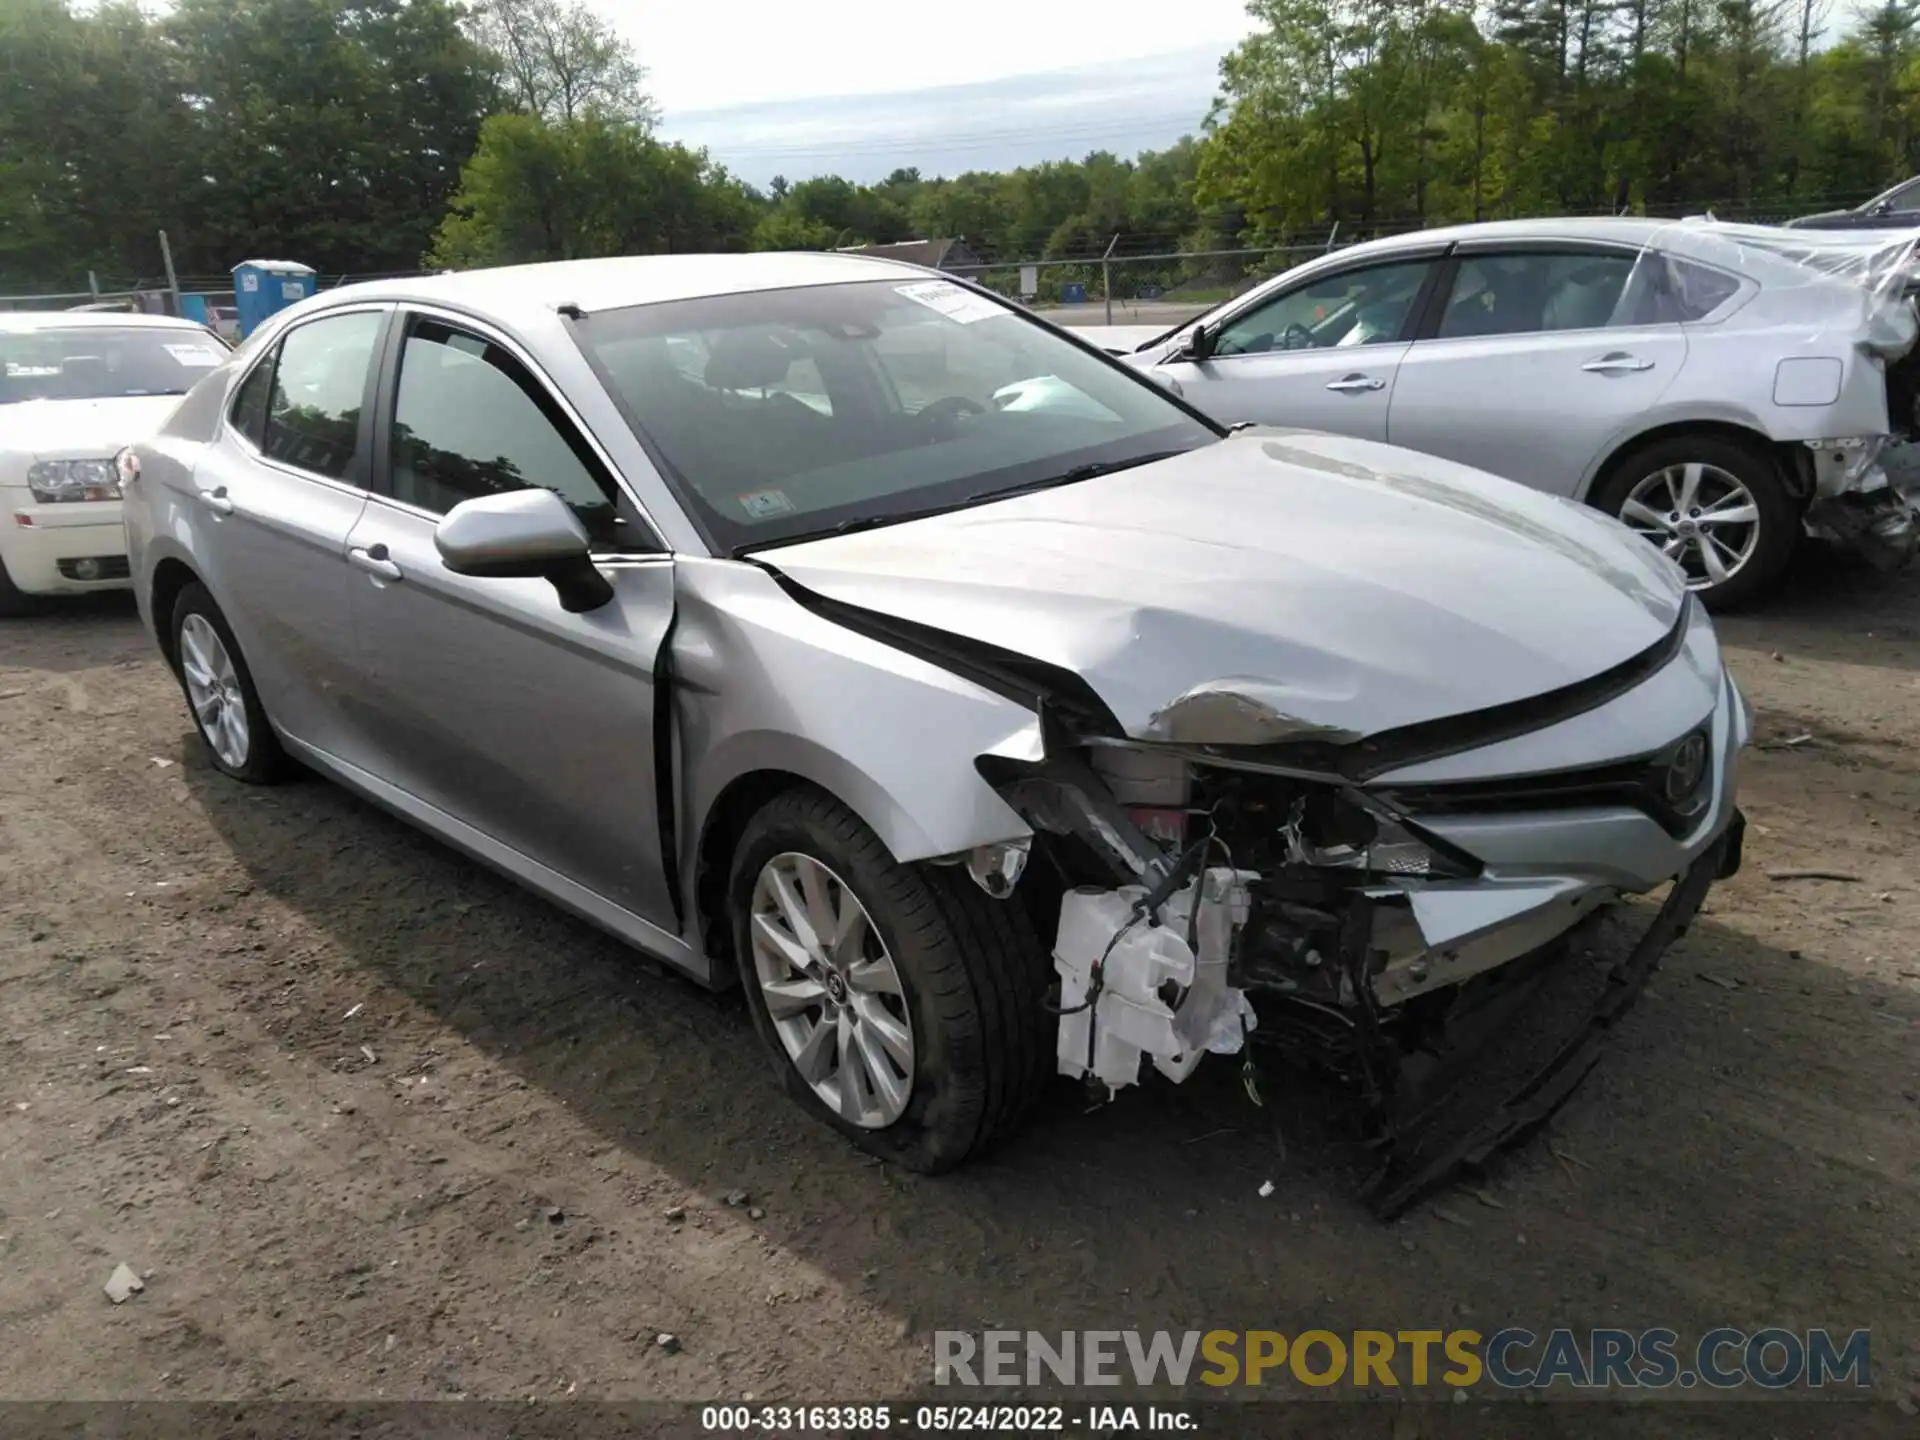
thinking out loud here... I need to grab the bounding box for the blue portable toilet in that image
[231,259,316,338]
[1061,281,1088,304]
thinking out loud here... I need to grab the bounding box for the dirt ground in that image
[2,548,1918,1423]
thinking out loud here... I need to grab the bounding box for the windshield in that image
[572,278,1218,552]
[0,326,228,404]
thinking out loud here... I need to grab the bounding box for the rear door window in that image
[261,312,383,482]
[1436,252,1638,338]
[229,357,273,448]
[1659,258,1742,321]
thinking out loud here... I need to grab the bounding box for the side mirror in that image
[434,488,615,614]
[1176,323,1218,363]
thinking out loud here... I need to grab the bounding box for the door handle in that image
[1326,373,1386,392]
[1582,352,1655,373]
[202,486,234,515]
[348,544,402,582]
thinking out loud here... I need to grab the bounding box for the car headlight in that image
[1283,794,1477,879]
[27,459,122,503]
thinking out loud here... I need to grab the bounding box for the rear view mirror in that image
[434,488,614,614]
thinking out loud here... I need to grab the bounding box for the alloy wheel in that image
[179,613,250,769]
[1618,462,1761,591]
[748,852,915,1129]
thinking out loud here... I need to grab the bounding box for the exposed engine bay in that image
[978,732,1741,1218]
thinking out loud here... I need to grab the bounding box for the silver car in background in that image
[120,253,1748,1213]
[1087,217,1920,607]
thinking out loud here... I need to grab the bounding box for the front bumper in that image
[1364,822,1737,1216]
[1366,665,1749,1006]
[2,491,131,595]
[1043,627,1750,1213]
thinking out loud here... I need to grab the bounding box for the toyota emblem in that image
[1665,733,1709,802]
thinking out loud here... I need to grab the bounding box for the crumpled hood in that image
[0,395,185,462]
[762,430,1689,743]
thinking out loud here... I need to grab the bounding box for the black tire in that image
[0,555,34,618]
[1590,432,1798,610]
[729,787,1052,1173]
[169,582,293,783]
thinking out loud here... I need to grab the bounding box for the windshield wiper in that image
[824,502,974,538]
[741,495,990,551]
[965,448,1192,504]
[738,449,1196,554]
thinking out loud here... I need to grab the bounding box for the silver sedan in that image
[120,253,1749,1212]
[1087,217,1920,608]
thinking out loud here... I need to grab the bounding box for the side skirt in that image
[280,735,712,986]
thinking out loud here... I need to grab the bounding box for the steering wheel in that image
[912,395,986,435]
[1281,321,1316,351]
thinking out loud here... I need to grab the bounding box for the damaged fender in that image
[669,558,1038,952]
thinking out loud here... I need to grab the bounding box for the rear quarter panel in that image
[124,362,236,646]
[1574,308,1892,495]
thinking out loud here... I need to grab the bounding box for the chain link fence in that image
[0,191,1884,324]
[0,271,430,325]
[947,237,1351,325]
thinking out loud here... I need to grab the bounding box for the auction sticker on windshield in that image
[896,280,1003,325]
[737,488,796,519]
[165,344,224,367]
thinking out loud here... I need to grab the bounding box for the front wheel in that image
[1591,434,1798,610]
[729,788,1052,1172]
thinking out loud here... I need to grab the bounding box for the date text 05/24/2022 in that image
[701,1405,1195,1432]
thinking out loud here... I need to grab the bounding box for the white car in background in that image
[1084,218,1920,607]
[1,312,229,615]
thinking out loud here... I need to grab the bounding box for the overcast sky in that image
[592,0,1259,184]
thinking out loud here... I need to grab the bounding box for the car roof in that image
[1300,215,1879,290]
[1337,216,1679,261]
[0,310,210,334]
[326,250,937,324]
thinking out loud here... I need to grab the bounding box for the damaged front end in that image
[976,663,1747,1218]
[755,446,1748,1215]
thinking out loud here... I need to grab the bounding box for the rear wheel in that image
[1591,433,1797,609]
[169,582,292,783]
[729,788,1052,1172]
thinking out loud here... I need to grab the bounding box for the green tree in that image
[749,175,913,250]
[166,0,500,274]
[429,112,757,267]
[0,0,201,289]
[468,0,656,128]
[1195,0,1920,236]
